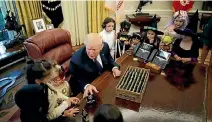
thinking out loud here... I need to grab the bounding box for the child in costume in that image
[141,15,164,50]
[160,35,173,51]
[131,32,142,46]
[161,10,189,51]
[99,17,116,58]
[165,28,199,89]
[25,59,80,121]
[47,62,72,97]
[116,20,132,58]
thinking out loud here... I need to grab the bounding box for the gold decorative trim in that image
[58,21,64,28]
[42,11,51,23]
[42,11,64,28]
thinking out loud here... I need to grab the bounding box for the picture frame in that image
[32,18,46,33]
[46,24,54,30]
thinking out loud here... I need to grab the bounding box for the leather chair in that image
[24,28,73,71]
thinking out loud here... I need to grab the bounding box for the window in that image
[0,1,15,43]
[0,8,9,41]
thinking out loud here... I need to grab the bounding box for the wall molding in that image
[124,10,212,15]
[124,9,212,30]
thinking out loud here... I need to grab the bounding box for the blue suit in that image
[69,42,120,95]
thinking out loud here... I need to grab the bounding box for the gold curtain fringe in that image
[42,11,64,28]
[42,11,52,24]
[58,21,64,28]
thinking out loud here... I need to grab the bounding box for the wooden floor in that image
[207,67,212,121]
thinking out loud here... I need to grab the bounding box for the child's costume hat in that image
[143,14,164,35]
[187,9,199,33]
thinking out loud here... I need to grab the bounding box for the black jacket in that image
[69,42,120,95]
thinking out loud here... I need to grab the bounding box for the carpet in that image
[0,70,26,122]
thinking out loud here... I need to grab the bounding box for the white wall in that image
[124,1,202,11]
[118,0,204,34]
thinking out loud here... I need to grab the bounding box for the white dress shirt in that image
[96,54,103,67]
[84,54,118,90]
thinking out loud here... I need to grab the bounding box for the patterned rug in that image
[0,70,26,122]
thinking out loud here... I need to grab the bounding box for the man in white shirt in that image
[69,33,121,97]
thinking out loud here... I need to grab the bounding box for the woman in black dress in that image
[165,28,199,88]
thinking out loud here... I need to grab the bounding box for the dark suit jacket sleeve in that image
[104,42,120,70]
[69,61,89,92]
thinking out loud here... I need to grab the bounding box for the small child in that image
[131,32,142,46]
[99,17,116,58]
[161,10,189,51]
[142,15,164,50]
[116,20,132,58]
[93,104,123,122]
[164,10,189,39]
[25,59,80,121]
[47,63,72,97]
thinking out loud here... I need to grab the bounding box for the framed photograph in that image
[46,24,54,30]
[32,18,46,33]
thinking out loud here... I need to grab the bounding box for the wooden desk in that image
[75,54,207,122]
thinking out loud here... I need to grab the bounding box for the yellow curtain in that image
[61,1,88,46]
[87,1,109,33]
[15,1,42,37]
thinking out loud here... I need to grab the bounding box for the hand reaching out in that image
[174,55,181,61]
[62,108,79,117]
[112,68,121,78]
[66,97,80,106]
[181,58,191,63]
[83,84,99,98]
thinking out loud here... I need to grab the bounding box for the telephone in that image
[133,42,154,60]
[133,42,171,69]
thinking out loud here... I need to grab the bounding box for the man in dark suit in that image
[69,33,121,97]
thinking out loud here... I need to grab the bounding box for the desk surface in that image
[76,54,207,122]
